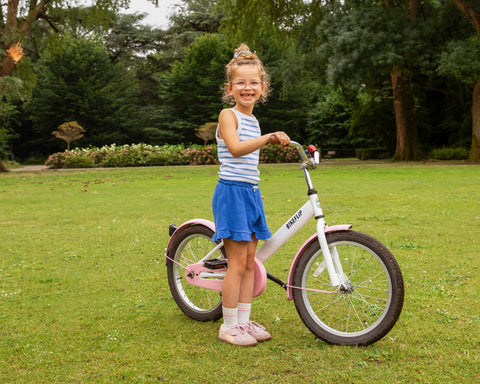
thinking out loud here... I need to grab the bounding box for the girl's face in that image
[227,65,265,114]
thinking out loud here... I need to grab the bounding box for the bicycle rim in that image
[169,230,223,319]
[294,231,403,345]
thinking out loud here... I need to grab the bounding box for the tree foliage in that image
[195,122,217,145]
[0,0,129,77]
[1,0,478,166]
[52,121,86,150]
[159,33,230,143]
[441,0,480,161]
[26,34,139,152]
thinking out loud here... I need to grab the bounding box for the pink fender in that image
[286,224,352,300]
[165,219,216,264]
[166,219,267,297]
[253,259,267,297]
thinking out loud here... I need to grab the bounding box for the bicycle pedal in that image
[203,259,227,270]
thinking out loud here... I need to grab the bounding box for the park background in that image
[1,1,479,382]
[1,0,480,169]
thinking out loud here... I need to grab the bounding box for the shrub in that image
[260,145,300,164]
[46,144,187,169]
[184,145,219,165]
[45,143,302,169]
[429,147,468,160]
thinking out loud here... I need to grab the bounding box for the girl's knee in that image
[228,258,248,275]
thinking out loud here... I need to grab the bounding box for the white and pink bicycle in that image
[165,141,404,346]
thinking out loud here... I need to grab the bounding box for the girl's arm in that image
[218,109,289,158]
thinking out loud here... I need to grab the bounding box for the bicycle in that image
[165,141,404,346]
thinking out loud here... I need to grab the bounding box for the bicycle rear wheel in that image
[292,231,404,346]
[166,225,224,321]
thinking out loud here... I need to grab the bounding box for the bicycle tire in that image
[166,225,224,321]
[292,230,404,346]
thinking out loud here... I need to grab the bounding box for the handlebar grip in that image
[269,134,280,145]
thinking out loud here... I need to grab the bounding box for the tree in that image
[216,0,318,141]
[160,33,230,143]
[0,72,31,171]
[439,1,480,162]
[52,121,85,150]
[0,77,23,158]
[1,0,50,77]
[154,0,222,69]
[26,34,140,153]
[316,0,426,160]
[217,0,305,48]
[0,0,131,77]
[389,0,424,161]
[305,86,354,148]
[195,122,217,145]
[219,0,453,160]
[0,0,136,170]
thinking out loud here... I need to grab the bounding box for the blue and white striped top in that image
[216,109,261,184]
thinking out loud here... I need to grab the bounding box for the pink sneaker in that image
[243,321,272,342]
[218,324,257,347]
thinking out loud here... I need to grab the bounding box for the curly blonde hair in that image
[222,44,271,105]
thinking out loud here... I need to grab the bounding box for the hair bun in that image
[233,44,256,59]
[234,50,251,58]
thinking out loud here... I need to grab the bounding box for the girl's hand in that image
[269,132,290,146]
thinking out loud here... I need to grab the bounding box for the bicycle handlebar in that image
[289,141,319,170]
[269,137,319,169]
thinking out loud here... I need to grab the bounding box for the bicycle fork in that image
[303,162,350,288]
[310,193,348,288]
[255,191,353,295]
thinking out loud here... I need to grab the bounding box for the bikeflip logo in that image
[286,210,302,230]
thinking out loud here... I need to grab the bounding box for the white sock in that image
[222,306,238,329]
[238,302,252,325]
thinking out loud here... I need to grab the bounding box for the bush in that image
[45,143,301,169]
[260,145,300,163]
[45,144,187,169]
[184,145,219,165]
[429,147,468,160]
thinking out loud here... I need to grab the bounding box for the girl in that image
[212,44,290,346]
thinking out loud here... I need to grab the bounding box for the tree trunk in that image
[383,0,423,161]
[390,66,423,161]
[0,55,17,77]
[452,1,480,162]
[1,0,51,77]
[452,0,480,34]
[469,74,480,162]
[410,0,421,18]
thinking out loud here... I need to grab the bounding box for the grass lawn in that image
[1,161,479,383]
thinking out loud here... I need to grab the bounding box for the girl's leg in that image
[218,238,258,346]
[236,235,271,342]
[238,235,257,303]
[222,236,257,307]
[221,238,251,309]
[237,235,257,323]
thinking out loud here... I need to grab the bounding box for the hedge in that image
[45,143,300,169]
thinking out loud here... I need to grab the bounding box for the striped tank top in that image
[216,109,261,184]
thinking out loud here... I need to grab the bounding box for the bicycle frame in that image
[165,141,352,299]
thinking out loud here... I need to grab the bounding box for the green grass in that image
[1,162,479,383]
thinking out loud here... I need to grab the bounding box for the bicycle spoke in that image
[167,229,223,320]
[292,230,404,344]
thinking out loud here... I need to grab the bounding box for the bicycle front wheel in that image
[166,225,224,321]
[292,231,404,346]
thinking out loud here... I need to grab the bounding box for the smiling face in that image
[226,65,266,115]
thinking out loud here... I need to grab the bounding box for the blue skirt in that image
[211,179,271,242]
